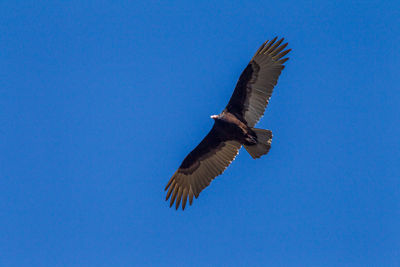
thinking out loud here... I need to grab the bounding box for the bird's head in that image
[210,114,219,120]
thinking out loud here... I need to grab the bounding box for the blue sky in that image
[1,1,399,266]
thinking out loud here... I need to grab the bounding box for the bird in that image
[165,37,291,210]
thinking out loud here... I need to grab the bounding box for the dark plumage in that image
[165,37,291,210]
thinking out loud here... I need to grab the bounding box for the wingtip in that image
[165,182,175,200]
[169,186,178,207]
[164,177,173,191]
[175,199,180,210]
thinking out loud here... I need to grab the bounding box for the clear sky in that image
[1,1,399,266]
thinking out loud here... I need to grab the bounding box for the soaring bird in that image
[165,37,291,210]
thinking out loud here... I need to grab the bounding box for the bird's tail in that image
[244,128,272,159]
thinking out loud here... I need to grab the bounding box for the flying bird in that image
[165,37,291,210]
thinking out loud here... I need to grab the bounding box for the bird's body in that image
[165,37,291,210]
[212,112,257,146]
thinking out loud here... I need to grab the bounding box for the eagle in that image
[165,37,291,210]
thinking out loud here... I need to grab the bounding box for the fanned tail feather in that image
[244,128,272,159]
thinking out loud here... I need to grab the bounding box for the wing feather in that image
[165,128,241,210]
[225,37,291,127]
[189,188,194,205]
[181,188,188,210]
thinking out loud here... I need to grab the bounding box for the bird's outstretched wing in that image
[165,125,241,210]
[225,37,291,127]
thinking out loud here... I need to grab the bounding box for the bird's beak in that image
[210,115,218,119]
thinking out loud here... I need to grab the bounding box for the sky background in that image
[1,1,400,266]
